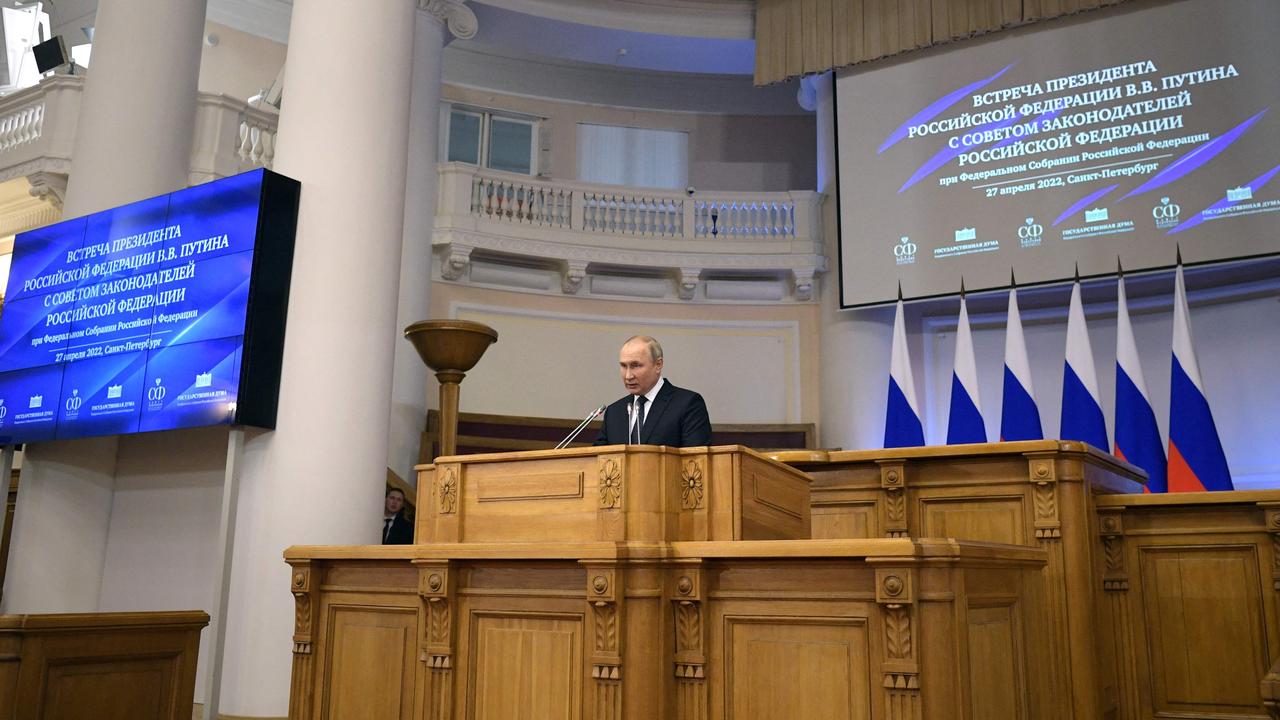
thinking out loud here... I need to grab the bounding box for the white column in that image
[815,71,894,451]
[217,0,421,714]
[1,0,207,613]
[387,3,476,482]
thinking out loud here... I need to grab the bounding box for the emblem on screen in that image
[1085,208,1109,223]
[954,227,976,242]
[1227,186,1253,202]
[65,389,82,412]
[0,399,6,420]
[106,384,122,399]
[894,236,917,265]
[147,378,167,403]
[1152,197,1180,229]
[195,372,212,388]
[1018,218,1043,248]
[28,394,42,409]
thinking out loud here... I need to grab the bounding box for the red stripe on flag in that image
[1168,441,1207,493]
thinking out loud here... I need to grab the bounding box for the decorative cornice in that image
[420,0,479,40]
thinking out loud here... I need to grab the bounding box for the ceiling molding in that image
[207,0,293,44]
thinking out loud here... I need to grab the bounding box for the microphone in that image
[555,404,607,449]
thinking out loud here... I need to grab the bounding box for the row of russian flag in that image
[885,263,1233,492]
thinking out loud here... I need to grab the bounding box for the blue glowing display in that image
[0,168,299,443]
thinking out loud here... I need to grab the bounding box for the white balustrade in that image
[238,109,277,169]
[0,102,42,152]
[472,173,571,228]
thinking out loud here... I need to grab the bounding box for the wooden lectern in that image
[285,445,1059,720]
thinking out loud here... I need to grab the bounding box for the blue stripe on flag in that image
[1061,362,1109,452]
[947,373,986,444]
[885,377,925,448]
[1000,366,1043,441]
[1169,356,1233,491]
[1115,364,1167,492]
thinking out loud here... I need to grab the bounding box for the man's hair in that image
[624,335,663,362]
[386,487,406,499]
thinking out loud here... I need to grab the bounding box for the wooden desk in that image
[775,440,1145,720]
[0,610,208,720]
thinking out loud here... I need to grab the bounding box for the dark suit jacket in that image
[593,379,712,447]
[382,513,414,545]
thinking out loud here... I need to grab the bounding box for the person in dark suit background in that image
[594,335,711,447]
[382,487,414,545]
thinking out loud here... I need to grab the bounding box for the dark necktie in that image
[383,517,392,542]
[630,395,647,445]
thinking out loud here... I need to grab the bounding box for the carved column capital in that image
[418,0,478,40]
[877,460,909,538]
[791,267,815,301]
[677,267,701,300]
[562,259,588,294]
[584,563,624,718]
[875,567,920,715]
[1098,508,1128,592]
[439,243,473,281]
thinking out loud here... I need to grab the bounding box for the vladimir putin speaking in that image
[594,335,711,447]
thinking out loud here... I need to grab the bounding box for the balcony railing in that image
[435,163,825,301]
[0,75,277,193]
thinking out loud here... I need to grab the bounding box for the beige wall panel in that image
[198,21,286,101]
[431,284,822,425]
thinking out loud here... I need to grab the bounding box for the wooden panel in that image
[812,501,877,538]
[966,604,1026,720]
[42,661,169,720]
[726,618,871,720]
[476,472,584,502]
[470,614,582,720]
[919,496,1026,545]
[1139,546,1269,716]
[323,607,417,720]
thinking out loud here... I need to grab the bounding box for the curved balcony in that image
[433,163,827,302]
[0,75,277,209]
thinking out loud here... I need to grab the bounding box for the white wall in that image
[97,425,227,704]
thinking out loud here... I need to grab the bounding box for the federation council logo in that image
[147,378,167,403]
[894,236,917,265]
[1018,217,1043,248]
[65,389,83,413]
[1152,197,1180,229]
[0,399,6,420]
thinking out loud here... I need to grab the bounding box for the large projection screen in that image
[836,0,1280,307]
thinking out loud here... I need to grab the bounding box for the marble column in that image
[217,0,430,714]
[1,0,207,613]
[388,2,477,483]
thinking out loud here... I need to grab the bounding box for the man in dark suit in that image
[382,487,414,545]
[594,335,711,447]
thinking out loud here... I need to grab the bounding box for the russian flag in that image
[1060,280,1109,452]
[1168,264,1233,491]
[947,293,986,444]
[885,298,925,448]
[1001,285,1043,441]
[1114,272,1167,492]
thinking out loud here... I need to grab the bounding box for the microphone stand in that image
[555,405,606,449]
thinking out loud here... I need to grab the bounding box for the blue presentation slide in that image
[0,169,269,443]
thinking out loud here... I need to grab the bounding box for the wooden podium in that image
[285,446,1058,720]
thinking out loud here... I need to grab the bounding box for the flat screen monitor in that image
[0,168,300,443]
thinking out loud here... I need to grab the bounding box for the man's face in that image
[619,340,663,396]
[385,491,405,515]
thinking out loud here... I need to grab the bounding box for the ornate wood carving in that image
[416,561,455,720]
[1265,506,1280,591]
[586,565,623,719]
[438,467,458,515]
[879,461,909,538]
[681,460,705,510]
[287,561,317,720]
[599,458,623,509]
[671,567,707,719]
[1098,509,1128,592]
[876,569,920,720]
[1028,455,1061,540]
